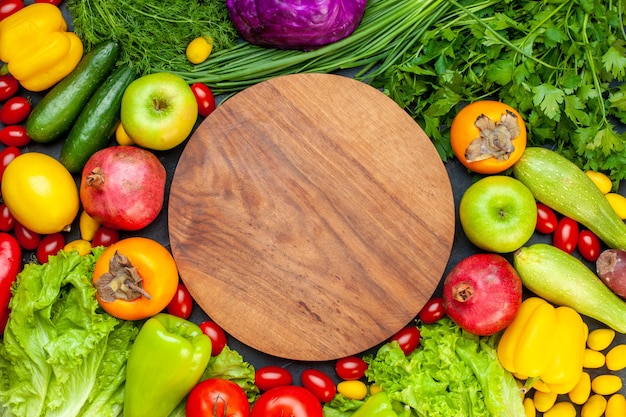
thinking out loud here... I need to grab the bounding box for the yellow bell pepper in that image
[0,3,83,92]
[497,297,587,394]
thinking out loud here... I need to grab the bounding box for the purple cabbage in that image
[226,0,368,50]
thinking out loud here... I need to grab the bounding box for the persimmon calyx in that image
[94,251,152,302]
[465,110,520,162]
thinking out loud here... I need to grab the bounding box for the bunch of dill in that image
[66,0,240,76]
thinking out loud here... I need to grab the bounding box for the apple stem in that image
[452,282,473,302]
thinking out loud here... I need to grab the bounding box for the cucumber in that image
[26,40,120,143]
[60,64,136,173]
[514,243,626,333]
[512,147,626,250]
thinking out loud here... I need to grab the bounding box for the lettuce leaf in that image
[363,317,525,417]
[0,249,139,417]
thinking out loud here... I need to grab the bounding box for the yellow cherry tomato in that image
[450,100,527,174]
[63,239,92,256]
[585,170,613,194]
[587,328,615,351]
[337,380,367,400]
[79,210,101,241]
[115,122,135,146]
[1,152,79,234]
[186,36,213,64]
[93,237,179,321]
[605,193,626,219]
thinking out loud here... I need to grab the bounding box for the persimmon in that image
[93,237,179,320]
[450,100,527,174]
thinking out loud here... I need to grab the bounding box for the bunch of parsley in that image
[371,0,626,183]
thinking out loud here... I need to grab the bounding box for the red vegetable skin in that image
[166,283,193,319]
[34,0,63,5]
[199,320,228,356]
[0,75,19,101]
[0,145,20,180]
[389,325,420,355]
[0,0,24,21]
[535,203,558,234]
[255,366,293,391]
[91,226,120,247]
[186,378,250,417]
[0,203,15,232]
[14,222,40,251]
[442,253,522,336]
[0,232,21,333]
[553,217,579,254]
[251,385,323,417]
[0,96,31,125]
[0,125,31,147]
[190,83,216,117]
[36,232,65,264]
[578,230,601,262]
[596,249,626,298]
[301,369,336,402]
[335,356,367,380]
[418,296,445,324]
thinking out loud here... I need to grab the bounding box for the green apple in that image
[121,72,198,151]
[459,175,537,253]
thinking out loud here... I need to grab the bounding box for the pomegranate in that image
[80,146,166,231]
[442,253,522,336]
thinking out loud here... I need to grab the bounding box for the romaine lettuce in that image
[0,249,139,417]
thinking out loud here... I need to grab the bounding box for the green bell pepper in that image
[123,313,212,417]
[351,391,399,417]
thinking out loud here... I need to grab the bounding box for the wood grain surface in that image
[168,73,455,360]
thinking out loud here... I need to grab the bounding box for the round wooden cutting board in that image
[168,73,455,361]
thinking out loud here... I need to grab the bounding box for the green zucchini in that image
[514,243,626,333]
[26,40,120,143]
[512,147,626,250]
[60,64,136,173]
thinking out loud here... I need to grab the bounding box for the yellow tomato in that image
[79,210,101,241]
[605,193,626,219]
[186,36,213,64]
[337,380,367,400]
[450,100,527,174]
[64,239,92,256]
[1,152,79,234]
[585,170,613,194]
[115,122,135,146]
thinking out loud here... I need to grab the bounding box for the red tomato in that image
[335,356,367,381]
[255,366,293,391]
[553,217,579,254]
[418,297,446,324]
[251,386,323,417]
[0,75,19,101]
[536,203,558,234]
[578,229,601,262]
[0,96,31,125]
[0,125,30,147]
[191,83,216,117]
[36,233,65,264]
[0,0,23,21]
[199,320,228,356]
[0,204,15,232]
[300,369,336,403]
[186,378,250,417]
[390,325,420,355]
[167,283,193,319]
[34,0,62,5]
[0,145,20,179]
[14,223,41,251]
[91,226,120,247]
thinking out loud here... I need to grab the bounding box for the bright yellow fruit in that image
[2,152,79,234]
[186,36,213,64]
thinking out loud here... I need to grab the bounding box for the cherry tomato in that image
[34,0,62,5]
[191,82,216,117]
[166,283,193,319]
[578,229,601,262]
[14,222,41,251]
[251,385,323,417]
[0,0,24,21]
[301,369,336,403]
[0,204,15,232]
[536,203,558,234]
[553,217,579,254]
[91,226,120,247]
[335,356,367,381]
[390,325,420,355]
[36,232,65,264]
[186,378,250,417]
[255,366,293,391]
[450,100,527,174]
[0,125,30,147]
[418,297,446,324]
[0,75,19,101]
[0,96,31,125]
[199,320,228,356]
[0,145,20,180]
